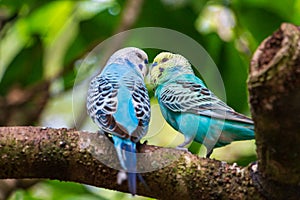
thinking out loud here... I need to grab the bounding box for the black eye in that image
[136,52,143,60]
[162,57,169,62]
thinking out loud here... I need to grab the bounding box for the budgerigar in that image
[86,47,151,195]
[150,52,254,157]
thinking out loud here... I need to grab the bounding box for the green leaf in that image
[0,34,43,95]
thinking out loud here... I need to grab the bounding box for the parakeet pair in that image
[86,47,255,195]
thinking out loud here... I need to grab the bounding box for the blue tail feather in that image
[127,173,137,195]
[214,121,255,148]
[112,135,138,195]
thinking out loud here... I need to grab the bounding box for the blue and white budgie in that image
[86,47,151,195]
[150,52,254,157]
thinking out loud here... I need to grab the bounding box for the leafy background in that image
[0,0,299,199]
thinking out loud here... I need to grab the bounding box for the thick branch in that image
[0,126,263,199]
[248,23,300,199]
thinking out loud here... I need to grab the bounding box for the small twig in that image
[0,179,39,200]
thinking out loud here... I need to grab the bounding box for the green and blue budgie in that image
[86,47,150,195]
[150,52,254,157]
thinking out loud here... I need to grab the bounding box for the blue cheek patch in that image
[139,64,143,70]
[152,62,158,67]
[144,59,148,64]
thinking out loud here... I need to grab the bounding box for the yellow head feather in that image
[150,52,193,86]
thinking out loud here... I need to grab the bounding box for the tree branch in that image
[0,126,263,199]
[248,23,300,199]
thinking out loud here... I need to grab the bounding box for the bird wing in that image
[123,74,151,142]
[158,76,253,124]
[87,73,129,138]
[87,69,150,142]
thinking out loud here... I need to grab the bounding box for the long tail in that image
[206,121,255,157]
[112,135,137,195]
[216,121,255,148]
[227,121,255,140]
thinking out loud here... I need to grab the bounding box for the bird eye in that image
[162,57,169,62]
[136,52,143,60]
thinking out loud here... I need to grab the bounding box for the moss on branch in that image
[0,126,263,199]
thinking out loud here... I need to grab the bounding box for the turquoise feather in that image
[151,52,254,157]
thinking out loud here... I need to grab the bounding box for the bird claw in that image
[175,146,189,152]
[136,140,148,151]
[117,171,127,185]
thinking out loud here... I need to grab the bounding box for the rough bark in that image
[248,23,300,199]
[0,126,263,199]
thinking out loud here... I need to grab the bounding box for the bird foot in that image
[136,140,148,152]
[117,171,127,185]
[175,146,189,152]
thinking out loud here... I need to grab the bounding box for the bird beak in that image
[144,73,151,85]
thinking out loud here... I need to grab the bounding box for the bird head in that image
[106,47,149,78]
[150,52,194,87]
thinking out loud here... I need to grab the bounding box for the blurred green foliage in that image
[1,0,299,199]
